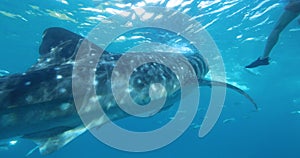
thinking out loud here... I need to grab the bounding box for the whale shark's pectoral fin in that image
[201,79,258,110]
[23,125,86,155]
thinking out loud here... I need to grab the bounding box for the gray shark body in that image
[0,27,256,155]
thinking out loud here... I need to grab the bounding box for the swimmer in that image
[246,0,300,68]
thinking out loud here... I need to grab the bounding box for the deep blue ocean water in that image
[0,0,300,157]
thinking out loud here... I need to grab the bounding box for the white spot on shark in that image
[26,95,33,102]
[56,75,63,79]
[90,96,99,103]
[93,80,99,86]
[59,88,66,94]
[54,67,60,71]
[137,79,142,84]
[60,103,71,111]
[9,140,18,145]
[24,81,31,86]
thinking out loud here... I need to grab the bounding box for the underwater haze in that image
[1,0,300,158]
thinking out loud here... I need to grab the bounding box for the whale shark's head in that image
[123,52,208,106]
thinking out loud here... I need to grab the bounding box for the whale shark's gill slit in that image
[200,79,258,110]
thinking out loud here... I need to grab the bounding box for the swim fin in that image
[245,57,270,68]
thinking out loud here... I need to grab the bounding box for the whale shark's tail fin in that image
[201,79,258,110]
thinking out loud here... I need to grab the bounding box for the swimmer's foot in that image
[245,57,270,68]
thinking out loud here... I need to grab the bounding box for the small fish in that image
[222,117,236,124]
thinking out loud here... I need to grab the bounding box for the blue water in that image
[1,0,300,157]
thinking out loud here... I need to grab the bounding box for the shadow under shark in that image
[0,27,257,155]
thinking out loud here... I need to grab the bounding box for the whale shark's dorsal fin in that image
[39,27,84,58]
[30,27,111,71]
[29,27,85,71]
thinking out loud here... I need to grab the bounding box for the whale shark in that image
[0,27,257,155]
